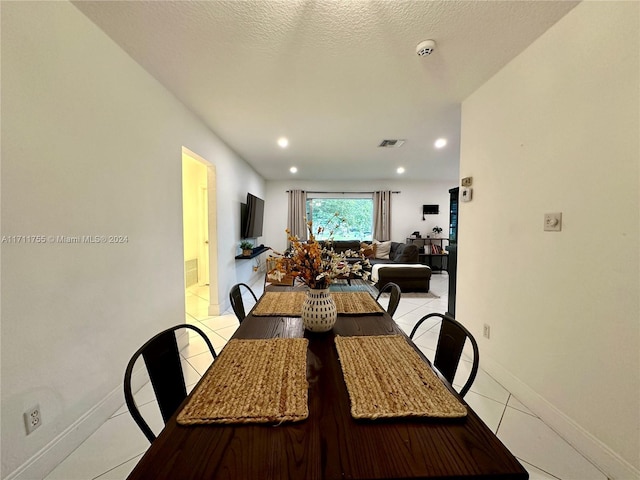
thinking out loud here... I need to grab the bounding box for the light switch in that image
[544,213,562,231]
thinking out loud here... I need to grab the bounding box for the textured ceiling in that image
[73,0,578,181]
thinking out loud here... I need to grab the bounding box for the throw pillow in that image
[373,240,392,259]
[360,242,376,259]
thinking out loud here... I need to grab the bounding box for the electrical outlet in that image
[24,405,41,434]
[544,212,562,231]
[483,324,491,339]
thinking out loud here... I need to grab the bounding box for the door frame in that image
[182,146,220,315]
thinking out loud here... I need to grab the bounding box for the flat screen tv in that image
[241,193,265,238]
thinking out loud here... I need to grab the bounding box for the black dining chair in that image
[229,282,258,323]
[409,313,479,397]
[124,324,217,443]
[376,282,401,318]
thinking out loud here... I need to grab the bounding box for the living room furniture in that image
[321,240,419,265]
[407,237,449,272]
[265,256,295,286]
[125,285,527,479]
[410,313,479,398]
[124,324,217,443]
[324,240,429,292]
[373,264,431,293]
[369,241,420,265]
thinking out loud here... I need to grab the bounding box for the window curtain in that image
[287,189,307,242]
[373,190,392,241]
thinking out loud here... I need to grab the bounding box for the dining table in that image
[126,282,528,479]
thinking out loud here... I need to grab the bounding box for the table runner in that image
[177,338,309,425]
[334,335,467,420]
[251,291,384,316]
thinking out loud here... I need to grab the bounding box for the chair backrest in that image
[229,283,258,323]
[124,324,217,443]
[409,313,479,397]
[376,282,402,318]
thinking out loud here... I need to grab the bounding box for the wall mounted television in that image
[240,193,265,239]
[422,204,439,214]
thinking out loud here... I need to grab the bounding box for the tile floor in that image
[44,273,608,480]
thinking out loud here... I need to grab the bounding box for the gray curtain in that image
[373,190,392,241]
[287,189,307,241]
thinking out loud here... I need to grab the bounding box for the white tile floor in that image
[45,274,608,480]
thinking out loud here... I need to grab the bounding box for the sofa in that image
[322,240,431,292]
[369,241,419,265]
[322,240,417,263]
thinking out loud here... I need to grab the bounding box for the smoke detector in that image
[416,39,436,57]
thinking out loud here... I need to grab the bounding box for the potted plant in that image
[240,240,254,257]
[432,226,443,238]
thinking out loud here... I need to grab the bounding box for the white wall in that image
[0,2,264,477]
[264,180,454,253]
[458,2,639,477]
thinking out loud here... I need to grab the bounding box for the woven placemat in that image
[177,338,309,425]
[334,292,385,315]
[251,292,384,316]
[334,335,467,420]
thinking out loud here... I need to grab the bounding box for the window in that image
[306,196,373,241]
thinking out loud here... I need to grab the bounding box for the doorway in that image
[447,187,458,317]
[182,147,220,315]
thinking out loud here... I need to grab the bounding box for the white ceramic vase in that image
[301,288,337,332]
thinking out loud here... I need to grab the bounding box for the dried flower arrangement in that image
[268,214,370,289]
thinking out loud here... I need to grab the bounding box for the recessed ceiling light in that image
[289,166,298,173]
[277,137,289,148]
[434,138,447,149]
[397,167,405,174]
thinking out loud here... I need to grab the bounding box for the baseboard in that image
[4,370,148,480]
[208,302,221,316]
[482,355,640,480]
[176,328,189,351]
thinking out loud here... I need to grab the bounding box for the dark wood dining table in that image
[127,283,528,479]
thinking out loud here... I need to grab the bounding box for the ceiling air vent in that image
[378,139,405,148]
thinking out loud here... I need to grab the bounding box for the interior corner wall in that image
[263,179,455,254]
[0,2,264,477]
[458,2,639,477]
